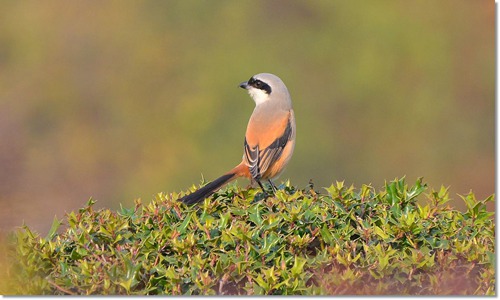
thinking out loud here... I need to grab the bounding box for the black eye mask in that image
[248,77,272,94]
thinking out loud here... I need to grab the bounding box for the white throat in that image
[248,88,270,106]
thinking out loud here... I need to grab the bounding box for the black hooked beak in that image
[239,81,249,89]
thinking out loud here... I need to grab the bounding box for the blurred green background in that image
[0,1,494,235]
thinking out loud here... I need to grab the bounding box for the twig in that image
[47,279,76,295]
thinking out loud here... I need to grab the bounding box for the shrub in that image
[2,178,495,295]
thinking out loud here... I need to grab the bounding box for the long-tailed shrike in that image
[180,73,295,205]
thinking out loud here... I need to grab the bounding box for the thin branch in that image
[47,279,76,295]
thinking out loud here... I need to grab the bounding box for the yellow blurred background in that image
[0,1,494,235]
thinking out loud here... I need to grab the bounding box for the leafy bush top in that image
[3,178,495,295]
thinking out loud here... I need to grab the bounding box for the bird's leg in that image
[268,179,278,194]
[254,179,271,200]
[256,179,266,193]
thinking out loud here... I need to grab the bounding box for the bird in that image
[179,73,296,205]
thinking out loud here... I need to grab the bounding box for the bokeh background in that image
[0,1,494,235]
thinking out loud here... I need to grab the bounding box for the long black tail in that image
[179,173,236,205]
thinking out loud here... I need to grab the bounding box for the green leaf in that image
[374,226,390,240]
[45,216,62,240]
[290,256,307,278]
[248,204,263,226]
[178,212,192,234]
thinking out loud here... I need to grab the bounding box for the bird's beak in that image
[239,81,249,89]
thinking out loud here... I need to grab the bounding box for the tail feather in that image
[180,173,236,205]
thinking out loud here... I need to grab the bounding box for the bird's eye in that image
[255,80,262,87]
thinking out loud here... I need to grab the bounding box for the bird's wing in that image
[244,111,293,180]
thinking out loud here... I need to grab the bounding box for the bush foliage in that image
[2,178,495,295]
